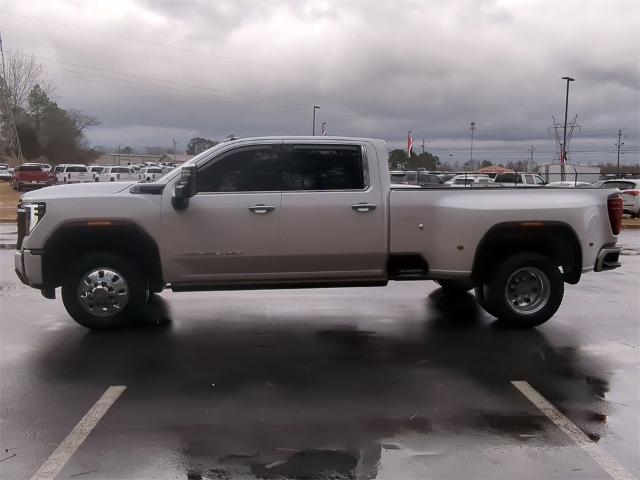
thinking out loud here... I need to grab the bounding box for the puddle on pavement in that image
[188,448,361,480]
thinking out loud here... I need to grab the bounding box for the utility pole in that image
[173,138,177,162]
[561,76,575,181]
[470,122,476,164]
[312,106,320,135]
[0,30,23,163]
[615,129,625,178]
[117,145,121,165]
[528,146,535,172]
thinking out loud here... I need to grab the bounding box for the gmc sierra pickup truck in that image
[15,136,623,330]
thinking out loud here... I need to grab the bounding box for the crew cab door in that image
[279,142,386,280]
[162,144,286,285]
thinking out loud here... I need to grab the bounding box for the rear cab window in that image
[286,145,366,191]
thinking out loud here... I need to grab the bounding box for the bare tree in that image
[67,109,100,134]
[1,49,54,110]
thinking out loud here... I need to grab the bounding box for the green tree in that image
[480,160,493,168]
[186,137,218,155]
[406,152,440,171]
[388,149,408,170]
[28,84,56,131]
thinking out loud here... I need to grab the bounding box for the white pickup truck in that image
[15,137,623,330]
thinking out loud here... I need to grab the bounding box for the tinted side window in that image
[286,145,365,190]
[67,166,88,172]
[525,175,535,184]
[197,146,285,192]
[534,175,546,185]
[602,181,635,190]
[496,173,521,183]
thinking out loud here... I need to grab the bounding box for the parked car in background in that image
[10,164,50,191]
[55,164,91,184]
[546,181,595,188]
[0,165,12,182]
[493,173,546,186]
[390,171,446,187]
[445,175,495,187]
[97,166,139,182]
[139,166,165,182]
[598,179,640,218]
[598,179,639,190]
[88,166,105,180]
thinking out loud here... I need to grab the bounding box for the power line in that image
[0,10,306,76]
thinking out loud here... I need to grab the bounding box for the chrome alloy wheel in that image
[77,268,129,317]
[504,267,550,314]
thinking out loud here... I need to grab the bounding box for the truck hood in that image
[21,181,135,201]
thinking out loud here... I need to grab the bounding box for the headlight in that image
[18,202,46,236]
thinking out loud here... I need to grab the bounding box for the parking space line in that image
[30,386,126,480]
[512,380,636,480]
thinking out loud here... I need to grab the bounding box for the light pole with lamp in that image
[312,106,320,135]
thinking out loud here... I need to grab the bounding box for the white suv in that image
[97,166,138,182]
[55,164,91,184]
[600,179,640,218]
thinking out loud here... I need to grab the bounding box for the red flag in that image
[407,131,414,156]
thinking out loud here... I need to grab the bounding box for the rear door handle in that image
[248,204,275,214]
[351,203,377,212]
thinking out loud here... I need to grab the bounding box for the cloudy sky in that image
[1,0,639,165]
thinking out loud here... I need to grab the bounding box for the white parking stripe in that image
[512,380,636,480]
[30,386,126,480]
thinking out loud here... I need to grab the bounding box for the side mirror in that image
[172,166,197,210]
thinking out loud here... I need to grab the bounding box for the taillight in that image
[607,194,623,235]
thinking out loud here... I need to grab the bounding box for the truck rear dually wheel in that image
[485,253,563,328]
[62,253,148,330]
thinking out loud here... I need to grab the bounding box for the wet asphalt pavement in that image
[0,231,639,480]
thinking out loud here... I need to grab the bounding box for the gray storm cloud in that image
[1,0,638,164]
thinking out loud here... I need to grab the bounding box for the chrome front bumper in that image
[594,246,622,272]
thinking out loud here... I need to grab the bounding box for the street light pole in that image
[561,76,575,181]
[528,146,535,172]
[312,106,320,135]
[615,129,625,178]
[470,122,476,164]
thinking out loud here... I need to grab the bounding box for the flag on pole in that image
[322,125,327,136]
[407,131,414,156]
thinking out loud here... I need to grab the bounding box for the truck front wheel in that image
[62,253,148,330]
[485,253,563,328]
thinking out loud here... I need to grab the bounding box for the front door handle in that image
[351,203,377,212]
[248,204,275,214]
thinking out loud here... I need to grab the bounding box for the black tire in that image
[435,279,473,292]
[62,253,148,330]
[485,253,563,328]
[474,284,498,317]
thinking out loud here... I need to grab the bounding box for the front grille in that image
[16,208,26,250]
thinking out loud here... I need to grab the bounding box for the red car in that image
[11,164,51,191]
